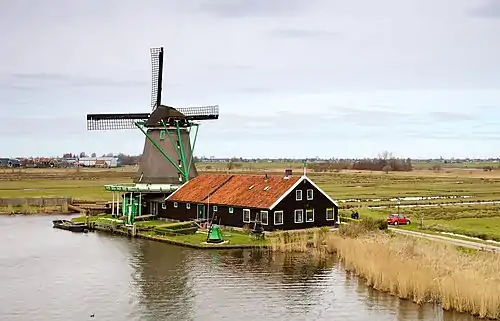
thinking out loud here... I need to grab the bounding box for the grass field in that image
[3,164,500,239]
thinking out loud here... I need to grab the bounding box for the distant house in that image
[162,170,339,230]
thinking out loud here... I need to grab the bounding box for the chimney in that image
[284,169,292,179]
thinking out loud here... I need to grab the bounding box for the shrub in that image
[154,226,198,236]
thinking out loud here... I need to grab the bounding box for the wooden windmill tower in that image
[86,47,219,185]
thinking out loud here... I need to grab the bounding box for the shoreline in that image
[81,215,269,250]
[93,225,267,250]
[60,215,500,318]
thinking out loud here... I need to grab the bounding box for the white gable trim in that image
[306,176,339,207]
[268,175,339,210]
[164,180,190,201]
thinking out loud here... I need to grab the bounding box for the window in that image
[306,209,314,222]
[274,211,284,225]
[162,203,167,210]
[307,189,314,200]
[159,130,165,140]
[173,202,178,208]
[229,207,234,214]
[178,173,183,182]
[213,205,218,212]
[294,209,304,223]
[178,159,182,168]
[243,209,251,223]
[261,210,269,225]
[326,208,334,221]
[186,203,191,209]
[296,190,302,201]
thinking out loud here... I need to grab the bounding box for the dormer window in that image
[296,190,302,201]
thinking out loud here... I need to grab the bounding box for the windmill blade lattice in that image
[150,47,164,110]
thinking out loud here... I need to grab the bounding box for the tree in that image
[79,152,87,158]
[91,153,97,157]
[378,150,393,160]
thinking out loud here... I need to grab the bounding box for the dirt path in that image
[389,228,500,253]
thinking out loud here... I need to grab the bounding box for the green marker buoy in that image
[206,223,224,244]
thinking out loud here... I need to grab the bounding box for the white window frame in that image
[243,209,251,223]
[306,209,314,222]
[326,208,334,221]
[307,189,314,200]
[296,190,302,201]
[229,207,234,214]
[261,210,269,225]
[213,205,218,212]
[274,210,284,225]
[186,203,191,209]
[294,209,304,223]
[173,202,178,208]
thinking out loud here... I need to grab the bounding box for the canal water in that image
[0,215,479,321]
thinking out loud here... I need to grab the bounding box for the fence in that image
[0,198,72,207]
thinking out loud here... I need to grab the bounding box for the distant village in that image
[0,152,499,170]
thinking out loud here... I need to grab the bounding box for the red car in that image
[386,214,411,226]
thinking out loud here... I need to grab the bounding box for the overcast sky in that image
[1,0,500,159]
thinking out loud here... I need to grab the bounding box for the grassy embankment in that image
[3,165,500,241]
[269,222,500,320]
[72,214,267,248]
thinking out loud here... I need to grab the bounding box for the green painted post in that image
[175,120,189,182]
[187,124,199,176]
[134,122,184,175]
[160,120,184,170]
[122,194,126,216]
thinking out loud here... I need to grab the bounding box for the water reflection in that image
[131,239,194,320]
[0,215,481,321]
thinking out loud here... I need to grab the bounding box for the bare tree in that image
[378,150,393,160]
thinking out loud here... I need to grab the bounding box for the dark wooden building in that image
[162,171,339,230]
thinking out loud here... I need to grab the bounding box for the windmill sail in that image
[86,105,219,130]
[85,46,219,185]
[150,47,163,110]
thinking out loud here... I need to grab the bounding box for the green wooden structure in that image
[206,224,224,244]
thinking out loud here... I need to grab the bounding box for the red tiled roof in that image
[167,173,301,209]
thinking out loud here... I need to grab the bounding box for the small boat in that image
[52,220,89,233]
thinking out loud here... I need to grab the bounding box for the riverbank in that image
[2,214,466,321]
[270,224,500,320]
[70,213,500,318]
[0,197,73,214]
[73,214,268,249]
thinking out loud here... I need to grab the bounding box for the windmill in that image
[86,47,219,186]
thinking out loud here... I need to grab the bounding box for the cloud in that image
[192,0,314,18]
[269,28,340,39]
[8,72,148,88]
[327,106,427,126]
[427,111,476,122]
[467,0,500,18]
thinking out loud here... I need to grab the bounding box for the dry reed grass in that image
[268,225,500,319]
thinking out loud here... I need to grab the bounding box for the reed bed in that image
[268,225,500,319]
